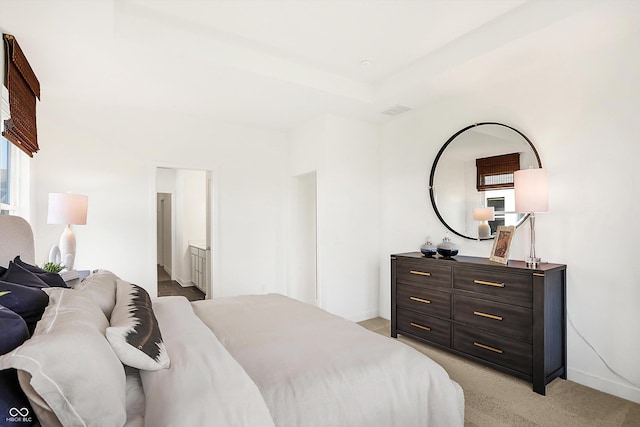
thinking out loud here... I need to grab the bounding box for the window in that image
[1,85,27,216]
[2,34,41,157]
[476,153,520,191]
[486,196,505,234]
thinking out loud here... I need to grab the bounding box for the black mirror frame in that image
[428,122,542,240]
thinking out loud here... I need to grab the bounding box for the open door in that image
[290,171,317,305]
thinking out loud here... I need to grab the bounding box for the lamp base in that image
[525,256,541,268]
[478,222,491,239]
[59,225,77,270]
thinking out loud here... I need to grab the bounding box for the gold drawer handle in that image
[410,270,431,277]
[474,279,505,288]
[474,341,503,354]
[410,322,431,331]
[410,296,431,304]
[473,311,503,321]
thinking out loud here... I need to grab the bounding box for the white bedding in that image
[124,368,145,427]
[192,294,464,427]
[141,296,274,427]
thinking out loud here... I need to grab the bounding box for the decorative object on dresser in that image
[420,238,437,257]
[473,207,494,239]
[489,225,515,265]
[514,168,549,268]
[436,236,458,258]
[391,252,567,395]
[47,192,89,270]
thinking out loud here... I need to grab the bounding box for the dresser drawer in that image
[453,295,532,342]
[453,267,531,305]
[397,284,451,319]
[453,325,532,375]
[396,260,451,289]
[397,308,451,347]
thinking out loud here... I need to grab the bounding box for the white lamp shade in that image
[47,193,88,225]
[514,168,549,213]
[473,207,495,221]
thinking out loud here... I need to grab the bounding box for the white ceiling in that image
[0,0,605,130]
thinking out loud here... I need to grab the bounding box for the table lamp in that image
[473,207,495,239]
[47,192,88,270]
[514,168,548,268]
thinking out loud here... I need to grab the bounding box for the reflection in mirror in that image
[429,123,541,240]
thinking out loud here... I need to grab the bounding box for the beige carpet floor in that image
[358,318,640,427]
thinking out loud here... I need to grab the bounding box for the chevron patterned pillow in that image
[106,281,170,371]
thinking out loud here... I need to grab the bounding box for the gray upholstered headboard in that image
[0,215,35,266]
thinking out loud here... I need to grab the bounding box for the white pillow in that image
[70,269,119,319]
[0,288,127,427]
[106,281,170,371]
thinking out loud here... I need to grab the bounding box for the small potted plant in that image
[41,262,65,273]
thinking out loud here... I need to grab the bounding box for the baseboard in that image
[346,309,380,323]
[568,368,640,404]
[175,277,195,288]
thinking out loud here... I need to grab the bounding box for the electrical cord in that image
[567,312,640,389]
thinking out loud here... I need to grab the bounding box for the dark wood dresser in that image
[390,252,566,395]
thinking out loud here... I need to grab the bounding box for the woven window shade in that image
[476,153,520,191]
[2,34,40,157]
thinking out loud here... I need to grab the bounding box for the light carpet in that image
[358,318,640,427]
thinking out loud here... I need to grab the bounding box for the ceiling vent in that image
[381,105,412,116]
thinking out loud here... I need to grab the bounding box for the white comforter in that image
[140,297,275,427]
[192,294,464,427]
[142,294,463,427]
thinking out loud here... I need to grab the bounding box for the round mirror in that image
[429,122,541,240]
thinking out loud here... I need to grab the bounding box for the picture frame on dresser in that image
[390,252,567,395]
[489,225,515,264]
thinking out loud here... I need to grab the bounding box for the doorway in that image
[157,193,172,278]
[156,167,212,300]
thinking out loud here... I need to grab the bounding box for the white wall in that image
[30,98,289,298]
[379,4,640,402]
[290,114,380,321]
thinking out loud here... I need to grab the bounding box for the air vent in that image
[381,105,412,116]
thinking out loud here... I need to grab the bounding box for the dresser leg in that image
[533,382,546,396]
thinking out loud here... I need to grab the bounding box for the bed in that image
[0,215,464,426]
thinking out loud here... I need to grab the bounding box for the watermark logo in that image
[6,407,32,423]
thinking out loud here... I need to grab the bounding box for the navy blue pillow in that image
[0,262,49,289]
[0,265,6,276]
[0,281,48,334]
[0,368,36,426]
[0,305,29,354]
[13,256,68,288]
[0,306,35,426]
